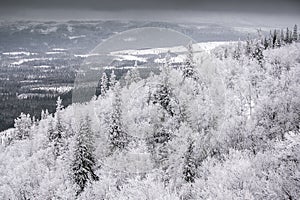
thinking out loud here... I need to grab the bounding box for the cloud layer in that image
[1,0,300,13]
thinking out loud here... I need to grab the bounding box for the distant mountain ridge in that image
[0,20,266,53]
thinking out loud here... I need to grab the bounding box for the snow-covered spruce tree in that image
[280,29,285,45]
[293,24,298,41]
[55,96,64,132]
[72,115,99,195]
[14,113,32,140]
[150,116,172,169]
[153,83,174,117]
[245,35,252,55]
[49,97,65,158]
[108,82,128,152]
[272,30,278,48]
[285,27,291,44]
[100,72,108,97]
[252,41,264,66]
[179,139,197,200]
[182,138,197,183]
[224,48,229,59]
[150,78,180,172]
[182,42,196,80]
[41,109,49,120]
[124,70,132,88]
[233,39,242,60]
[109,70,117,89]
[47,117,55,141]
[124,64,141,88]
[153,63,175,117]
[131,62,142,83]
[263,37,269,49]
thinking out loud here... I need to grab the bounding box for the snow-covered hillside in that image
[0,39,299,199]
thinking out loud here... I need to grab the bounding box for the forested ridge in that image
[0,25,299,199]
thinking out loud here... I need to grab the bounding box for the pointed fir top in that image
[110,70,117,87]
[56,96,63,112]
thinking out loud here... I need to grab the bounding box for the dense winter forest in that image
[0,25,300,199]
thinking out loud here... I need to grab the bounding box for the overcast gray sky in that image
[1,0,300,13]
[0,0,299,26]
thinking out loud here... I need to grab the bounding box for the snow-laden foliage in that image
[0,42,299,199]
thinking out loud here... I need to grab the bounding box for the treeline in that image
[219,24,299,63]
[0,91,72,132]
[262,24,299,48]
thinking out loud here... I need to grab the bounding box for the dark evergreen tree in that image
[183,138,197,183]
[47,118,54,142]
[150,62,175,168]
[252,42,264,66]
[100,72,108,97]
[263,37,269,49]
[147,109,172,170]
[233,40,242,60]
[182,42,196,79]
[152,57,175,117]
[154,84,173,114]
[153,76,175,117]
[280,29,285,45]
[293,24,298,41]
[289,31,293,43]
[272,30,277,48]
[49,97,64,158]
[153,125,171,166]
[108,83,128,152]
[109,70,117,89]
[72,116,99,195]
[224,48,228,59]
[245,36,252,55]
[285,27,291,43]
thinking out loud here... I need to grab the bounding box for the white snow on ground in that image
[39,27,58,34]
[20,80,41,83]
[2,51,37,56]
[103,65,149,70]
[154,55,186,63]
[69,35,86,40]
[33,65,52,69]
[11,58,55,65]
[31,86,73,93]
[110,41,234,56]
[111,46,184,56]
[17,93,57,100]
[114,54,147,62]
[108,41,235,64]
[74,53,101,58]
[46,51,63,55]
[52,48,67,51]
[196,41,236,52]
